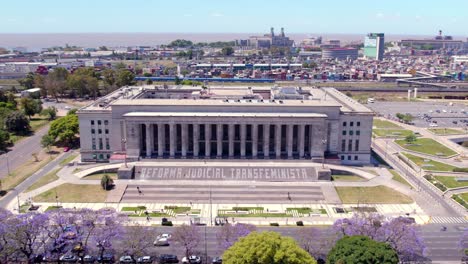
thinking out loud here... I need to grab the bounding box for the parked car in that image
[63,147,70,152]
[82,255,96,263]
[119,255,135,263]
[182,255,202,264]
[212,256,223,264]
[158,254,179,264]
[429,123,438,127]
[98,253,115,263]
[60,254,79,263]
[137,256,154,263]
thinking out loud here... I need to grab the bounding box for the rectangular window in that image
[350,121,354,127]
[340,155,344,160]
[91,129,95,134]
[106,154,110,159]
[106,138,110,150]
[105,129,109,134]
[98,120,102,125]
[348,155,351,160]
[356,130,360,136]
[349,130,354,136]
[342,131,346,136]
[355,140,360,151]
[99,138,103,150]
[348,140,353,151]
[357,122,361,127]
[98,129,102,134]
[354,155,358,160]
[342,122,347,127]
[91,120,94,125]
[341,139,346,151]
[104,120,109,125]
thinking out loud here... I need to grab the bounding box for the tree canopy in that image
[223,231,317,264]
[48,111,79,144]
[327,235,399,264]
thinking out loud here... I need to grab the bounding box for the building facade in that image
[322,48,358,60]
[364,33,385,60]
[77,85,373,165]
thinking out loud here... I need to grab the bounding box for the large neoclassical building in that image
[77,85,373,165]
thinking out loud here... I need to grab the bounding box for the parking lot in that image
[368,101,468,129]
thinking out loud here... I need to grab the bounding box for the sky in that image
[0,0,467,35]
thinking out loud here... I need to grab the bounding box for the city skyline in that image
[1,0,467,35]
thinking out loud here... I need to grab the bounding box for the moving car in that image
[429,123,438,127]
[154,237,170,246]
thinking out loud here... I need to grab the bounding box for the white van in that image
[367,98,375,103]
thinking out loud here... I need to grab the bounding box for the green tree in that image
[41,134,55,152]
[223,231,316,264]
[45,68,69,102]
[100,174,114,190]
[102,69,117,93]
[405,134,417,144]
[20,97,42,119]
[4,111,30,133]
[6,92,17,108]
[40,106,58,121]
[327,235,399,264]
[115,69,136,87]
[174,76,182,85]
[221,46,235,56]
[0,129,10,150]
[48,112,79,144]
[19,72,35,89]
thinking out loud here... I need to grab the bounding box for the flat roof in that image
[123,112,328,118]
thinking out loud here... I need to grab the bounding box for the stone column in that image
[298,124,305,158]
[275,124,281,158]
[311,124,325,157]
[287,124,293,158]
[309,124,314,157]
[193,124,199,157]
[205,124,211,157]
[228,124,234,157]
[169,123,175,157]
[252,124,258,158]
[158,124,164,157]
[263,124,269,157]
[145,123,151,158]
[240,124,246,158]
[217,124,223,158]
[181,124,188,157]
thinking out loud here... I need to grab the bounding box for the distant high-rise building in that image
[364,33,384,60]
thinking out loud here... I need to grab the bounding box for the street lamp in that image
[321,139,327,169]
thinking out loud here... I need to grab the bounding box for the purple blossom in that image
[332,213,426,262]
[216,223,256,251]
[173,224,202,257]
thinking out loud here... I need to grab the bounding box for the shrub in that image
[100,174,114,190]
[270,223,279,227]
[453,168,468,173]
[296,221,304,226]
[162,221,173,226]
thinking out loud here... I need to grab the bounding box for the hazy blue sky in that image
[1,0,467,35]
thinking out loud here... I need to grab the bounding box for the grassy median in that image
[32,184,107,203]
[395,138,457,157]
[335,186,413,204]
[402,153,458,172]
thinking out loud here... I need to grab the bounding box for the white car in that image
[157,233,171,239]
[429,123,438,127]
[182,255,202,264]
[154,237,169,246]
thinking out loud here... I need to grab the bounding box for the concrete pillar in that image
[169,123,175,157]
[407,90,411,101]
[217,124,223,157]
[228,124,234,157]
[275,124,281,158]
[298,124,305,158]
[240,124,246,158]
[145,123,151,158]
[158,124,164,157]
[414,88,418,98]
[205,124,211,158]
[263,124,270,157]
[309,124,314,157]
[287,124,293,158]
[193,124,199,157]
[252,124,258,158]
[181,124,188,157]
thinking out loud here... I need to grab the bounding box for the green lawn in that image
[335,186,413,204]
[434,176,468,188]
[332,175,366,182]
[429,128,465,135]
[164,206,191,214]
[459,193,468,202]
[121,206,147,211]
[373,119,402,129]
[395,138,457,157]
[25,169,60,192]
[59,153,78,166]
[389,169,412,187]
[33,184,108,203]
[402,153,458,172]
[373,129,414,138]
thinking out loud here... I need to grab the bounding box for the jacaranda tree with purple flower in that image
[93,208,127,261]
[119,224,154,261]
[173,224,202,257]
[216,223,256,251]
[332,213,426,262]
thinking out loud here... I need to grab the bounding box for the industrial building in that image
[364,33,385,61]
[77,85,373,165]
[237,27,294,49]
[401,31,465,51]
